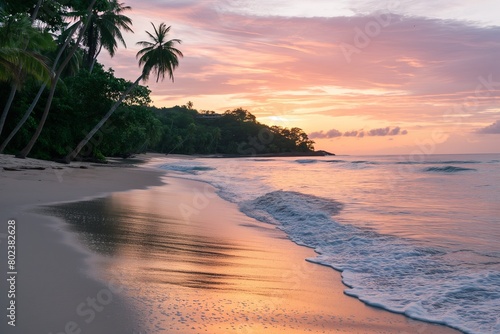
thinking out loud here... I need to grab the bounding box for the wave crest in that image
[159,164,216,174]
[424,166,477,173]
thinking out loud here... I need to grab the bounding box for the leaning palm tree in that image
[0,12,53,137]
[0,28,82,153]
[15,0,98,159]
[64,22,183,163]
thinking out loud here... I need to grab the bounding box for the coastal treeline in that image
[0,0,314,161]
[152,106,315,155]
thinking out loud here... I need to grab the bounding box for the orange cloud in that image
[99,0,500,154]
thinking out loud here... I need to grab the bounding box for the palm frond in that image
[136,23,183,83]
[0,13,54,85]
[79,0,134,66]
[0,47,52,85]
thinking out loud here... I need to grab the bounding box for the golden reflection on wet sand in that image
[42,177,460,334]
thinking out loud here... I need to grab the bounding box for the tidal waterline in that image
[37,176,459,333]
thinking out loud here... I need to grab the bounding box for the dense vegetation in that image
[152,106,315,155]
[0,0,315,161]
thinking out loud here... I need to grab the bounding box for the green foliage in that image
[2,0,70,32]
[97,105,162,156]
[0,12,55,85]
[151,105,315,155]
[1,60,315,159]
[0,63,161,159]
[70,0,133,69]
[0,1,315,161]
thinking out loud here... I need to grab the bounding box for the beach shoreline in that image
[0,153,165,334]
[0,153,461,333]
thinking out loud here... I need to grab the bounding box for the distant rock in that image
[314,150,335,156]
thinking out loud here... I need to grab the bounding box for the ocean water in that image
[155,154,500,334]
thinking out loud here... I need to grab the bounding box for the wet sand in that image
[0,154,164,334]
[0,154,461,333]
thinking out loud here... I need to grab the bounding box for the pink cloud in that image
[310,126,409,139]
[98,0,500,152]
[477,120,500,134]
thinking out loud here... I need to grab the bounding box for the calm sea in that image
[156,153,500,334]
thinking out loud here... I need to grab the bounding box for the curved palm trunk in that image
[1,22,79,153]
[0,0,44,138]
[89,44,103,73]
[0,83,46,153]
[64,76,142,163]
[31,0,44,22]
[16,82,56,158]
[16,0,98,159]
[85,18,97,69]
[0,86,17,136]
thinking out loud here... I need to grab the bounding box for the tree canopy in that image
[0,0,316,161]
[151,105,315,156]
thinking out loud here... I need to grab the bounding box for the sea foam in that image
[240,190,500,334]
[157,154,500,334]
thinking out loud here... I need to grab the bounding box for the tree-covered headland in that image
[0,0,318,162]
[152,105,315,156]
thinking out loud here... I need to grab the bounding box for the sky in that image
[100,0,500,155]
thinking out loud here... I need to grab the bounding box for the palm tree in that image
[69,0,133,72]
[0,26,82,153]
[64,22,183,162]
[0,11,53,137]
[15,0,98,159]
[87,0,133,72]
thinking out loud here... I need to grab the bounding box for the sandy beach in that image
[0,154,165,334]
[0,154,461,334]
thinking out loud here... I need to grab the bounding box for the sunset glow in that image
[100,0,500,154]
